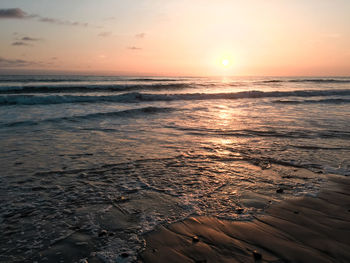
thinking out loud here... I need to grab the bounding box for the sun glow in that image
[208,52,236,75]
[222,59,229,67]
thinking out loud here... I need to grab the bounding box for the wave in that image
[127,78,186,82]
[273,98,350,104]
[257,78,350,84]
[181,127,350,139]
[1,89,350,106]
[290,145,349,150]
[2,106,174,128]
[0,76,185,83]
[289,78,350,83]
[166,123,350,140]
[0,83,192,94]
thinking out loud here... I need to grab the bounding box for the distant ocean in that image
[1,75,349,262]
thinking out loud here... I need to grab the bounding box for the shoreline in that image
[140,174,350,263]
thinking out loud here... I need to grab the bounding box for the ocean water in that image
[1,75,349,262]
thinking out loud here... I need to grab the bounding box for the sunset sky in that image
[0,0,349,76]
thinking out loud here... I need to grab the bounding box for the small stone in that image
[192,236,199,243]
[115,196,129,203]
[260,162,271,170]
[152,248,158,253]
[252,250,262,260]
[195,260,207,263]
[294,211,299,214]
[120,252,129,258]
[236,208,244,214]
[98,230,108,237]
[276,188,284,194]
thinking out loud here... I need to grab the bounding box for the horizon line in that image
[0,69,349,78]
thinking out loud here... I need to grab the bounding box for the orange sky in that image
[0,0,349,76]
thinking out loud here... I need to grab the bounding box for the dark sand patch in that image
[140,175,350,263]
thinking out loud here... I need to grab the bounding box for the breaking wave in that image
[273,98,350,104]
[257,78,350,84]
[2,106,175,127]
[1,89,350,106]
[0,83,192,93]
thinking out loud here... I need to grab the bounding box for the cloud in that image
[21,36,41,41]
[12,41,31,46]
[10,35,42,47]
[127,46,142,50]
[98,31,112,37]
[0,57,39,67]
[0,8,88,27]
[0,8,28,19]
[135,33,146,39]
[38,17,88,27]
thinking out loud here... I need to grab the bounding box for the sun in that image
[211,54,234,74]
[222,59,229,67]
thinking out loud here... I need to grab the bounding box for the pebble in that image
[192,236,199,243]
[276,188,284,194]
[120,252,129,258]
[252,250,262,260]
[98,230,108,237]
[115,196,128,203]
[236,208,244,214]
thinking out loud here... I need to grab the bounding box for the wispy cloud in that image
[135,33,146,39]
[21,36,41,42]
[12,41,31,46]
[98,31,112,37]
[11,35,42,47]
[0,57,40,67]
[38,17,88,27]
[0,8,88,27]
[127,46,142,50]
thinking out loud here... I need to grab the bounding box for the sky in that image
[0,0,349,76]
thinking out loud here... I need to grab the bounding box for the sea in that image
[0,75,349,262]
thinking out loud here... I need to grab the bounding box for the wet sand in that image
[140,174,350,263]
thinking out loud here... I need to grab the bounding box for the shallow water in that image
[0,75,349,262]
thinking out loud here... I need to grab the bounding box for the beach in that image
[20,169,350,263]
[141,173,350,263]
